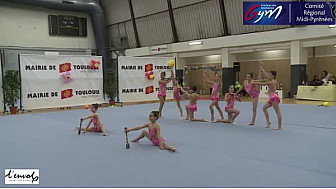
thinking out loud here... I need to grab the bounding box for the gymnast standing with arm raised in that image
[252,65,283,130]
[158,69,174,117]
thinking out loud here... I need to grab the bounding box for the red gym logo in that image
[145,64,153,72]
[61,89,73,99]
[59,63,72,73]
[145,86,154,94]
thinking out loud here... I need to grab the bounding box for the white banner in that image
[0,55,4,112]
[118,56,175,103]
[20,55,104,110]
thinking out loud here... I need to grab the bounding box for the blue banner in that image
[243,2,290,25]
[291,2,335,25]
[243,1,336,25]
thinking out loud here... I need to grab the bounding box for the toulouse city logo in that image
[61,89,73,99]
[59,63,71,73]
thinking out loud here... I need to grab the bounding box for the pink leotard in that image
[225,94,235,112]
[92,117,99,132]
[158,82,167,98]
[173,86,181,100]
[149,127,165,146]
[244,82,259,98]
[268,92,280,105]
[211,83,221,102]
[189,104,197,113]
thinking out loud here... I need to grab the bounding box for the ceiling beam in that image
[128,0,140,48]
[167,0,178,43]
[218,0,229,36]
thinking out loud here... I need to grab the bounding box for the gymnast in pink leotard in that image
[225,93,235,112]
[79,104,108,136]
[92,117,99,132]
[252,66,283,130]
[244,82,260,99]
[235,62,263,125]
[204,71,225,123]
[223,85,241,124]
[181,86,207,122]
[158,82,167,98]
[125,111,176,152]
[158,69,173,117]
[172,79,183,119]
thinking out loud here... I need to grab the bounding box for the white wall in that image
[306,46,336,58]
[155,46,336,69]
[181,50,290,65]
[125,26,336,56]
[3,49,90,71]
[235,50,290,62]
[314,45,336,57]
[0,2,96,49]
[183,55,221,65]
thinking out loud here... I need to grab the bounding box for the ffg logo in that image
[245,4,282,23]
[243,2,289,25]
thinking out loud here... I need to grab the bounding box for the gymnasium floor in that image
[1,100,336,187]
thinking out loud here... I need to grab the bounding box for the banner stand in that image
[0,50,5,113]
[116,56,120,103]
[118,56,175,103]
[19,55,105,110]
[18,54,23,111]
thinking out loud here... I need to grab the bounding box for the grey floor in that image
[1,100,336,187]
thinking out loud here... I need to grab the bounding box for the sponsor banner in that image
[5,169,39,185]
[243,1,336,25]
[149,44,171,54]
[0,55,4,112]
[20,55,104,110]
[118,56,175,103]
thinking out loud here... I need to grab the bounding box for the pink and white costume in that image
[244,82,259,98]
[149,127,165,146]
[158,83,167,98]
[267,92,280,105]
[211,83,221,102]
[92,117,100,132]
[173,86,181,100]
[225,94,235,112]
[188,104,197,113]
